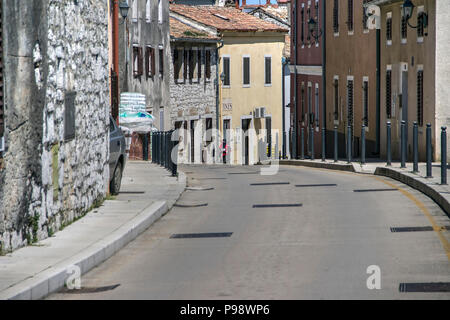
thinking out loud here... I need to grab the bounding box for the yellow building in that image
[170,4,287,165]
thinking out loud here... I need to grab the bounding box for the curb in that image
[0,170,187,300]
[280,160,355,172]
[374,167,450,219]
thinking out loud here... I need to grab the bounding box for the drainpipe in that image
[216,39,225,159]
[375,28,381,155]
[321,0,326,157]
[112,0,120,124]
[292,0,298,158]
[282,57,287,159]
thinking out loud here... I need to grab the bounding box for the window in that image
[198,50,202,81]
[265,56,271,85]
[243,56,250,87]
[417,70,424,126]
[188,49,198,80]
[173,48,183,82]
[133,45,143,78]
[132,0,138,22]
[386,69,392,119]
[417,11,425,38]
[306,7,311,41]
[184,50,188,81]
[347,79,354,130]
[315,0,320,45]
[146,0,151,23]
[401,12,407,42]
[347,0,353,32]
[363,7,368,31]
[223,56,230,87]
[301,6,305,44]
[333,0,339,34]
[159,47,164,77]
[363,79,369,127]
[333,78,339,121]
[146,46,155,78]
[205,49,211,80]
[64,92,76,141]
[386,13,392,44]
[158,0,163,24]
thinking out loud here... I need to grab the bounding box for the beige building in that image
[170,4,288,165]
[365,0,450,161]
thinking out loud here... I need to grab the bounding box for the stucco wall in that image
[0,0,109,253]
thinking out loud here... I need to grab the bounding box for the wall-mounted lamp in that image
[119,1,130,23]
[402,0,428,29]
[220,72,226,83]
[308,17,323,42]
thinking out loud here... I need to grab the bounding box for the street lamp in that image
[402,0,428,29]
[308,17,323,42]
[119,1,130,22]
[220,72,226,84]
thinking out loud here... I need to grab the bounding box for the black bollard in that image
[311,127,315,160]
[441,127,447,185]
[301,128,305,160]
[413,122,419,173]
[322,127,326,162]
[347,125,352,164]
[361,124,366,165]
[401,120,406,168]
[387,121,392,166]
[334,125,338,163]
[426,123,432,178]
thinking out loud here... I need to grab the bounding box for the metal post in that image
[311,127,315,160]
[387,121,391,166]
[413,121,419,173]
[300,128,305,160]
[172,130,178,177]
[143,133,149,161]
[426,123,432,178]
[347,125,352,163]
[401,120,406,168]
[322,127,326,162]
[441,127,447,185]
[334,125,338,162]
[361,124,366,165]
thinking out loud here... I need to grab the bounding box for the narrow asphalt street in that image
[49,165,450,299]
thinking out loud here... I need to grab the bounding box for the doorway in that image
[242,118,251,165]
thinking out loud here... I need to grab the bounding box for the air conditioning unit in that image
[260,107,266,118]
[0,136,4,152]
[254,108,261,119]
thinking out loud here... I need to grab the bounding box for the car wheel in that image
[110,161,123,195]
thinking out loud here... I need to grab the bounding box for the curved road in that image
[49,165,450,299]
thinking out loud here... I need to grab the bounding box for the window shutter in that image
[184,50,188,80]
[347,80,354,129]
[417,70,424,126]
[301,8,305,43]
[417,12,424,37]
[159,48,164,77]
[386,70,392,118]
[347,0,353,31]
[145,47,150,78]
[401,15,407,39]
[265,57,271,85]
[198,50,202,81]
[333,0,339,33]
[363,80,369,127]
[363,7,368,30]
[223,57,230,86]
[243,57,250,86]
[138,47,143,76]
[334,79,339,121]
[205,50,211,79]
[151,48,156,76]
[386,17,392,40]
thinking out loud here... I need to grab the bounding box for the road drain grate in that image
[250,182,290,186]
[170,232,233,239]
[174,203,208,208]
[295,184,337,187]
[61,284,120,294]
[353,189,398,193]
[253,204,302,208]
[391,226,450,232]
[399,282,450,292]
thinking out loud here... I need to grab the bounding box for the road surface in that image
[49,165,450,299]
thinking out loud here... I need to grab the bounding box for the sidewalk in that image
[0,162,186,300]
[280,158,450,218]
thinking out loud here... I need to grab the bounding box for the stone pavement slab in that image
[0,162,186,300]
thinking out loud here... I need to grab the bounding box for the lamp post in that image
[402,0,428,29]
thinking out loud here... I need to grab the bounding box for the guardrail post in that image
[361,124,366,165]
[300,128,305,160]
[426,123,432,178]
[387,121,391,166]
[413,122,419,173]
[401,120,406,168]
[441,127,447,185]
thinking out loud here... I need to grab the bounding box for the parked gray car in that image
[109,115,126,195]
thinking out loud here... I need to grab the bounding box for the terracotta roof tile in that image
[170,4,288,33]
[170,17,219,40]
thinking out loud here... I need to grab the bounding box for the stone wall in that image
[169,43,218,164]
[0,0,109,253]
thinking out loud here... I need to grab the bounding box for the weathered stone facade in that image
[0,0,109,253]
[169,42,218,164]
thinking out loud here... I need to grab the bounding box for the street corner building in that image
[170,4,289,166]
[0,1,110,252]
[168,15,220,165]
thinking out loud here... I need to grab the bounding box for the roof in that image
[170,4,288,33]
[170,17,220,41]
